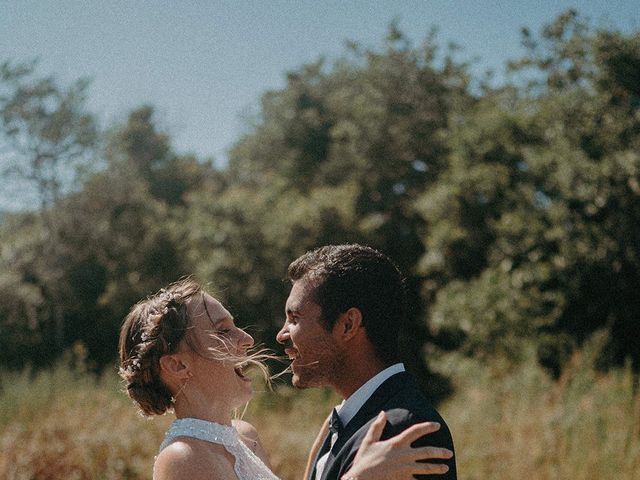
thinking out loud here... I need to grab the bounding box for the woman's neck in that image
[172,395,233,425]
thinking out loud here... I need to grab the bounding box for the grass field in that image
[1,351,638,480]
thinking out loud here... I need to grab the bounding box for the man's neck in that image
[334,363,405,428]
[333,358,389,399]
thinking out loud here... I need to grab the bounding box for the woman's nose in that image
[239,329,254,349]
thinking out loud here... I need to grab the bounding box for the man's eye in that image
[217,329,231,334]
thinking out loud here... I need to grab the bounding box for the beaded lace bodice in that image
[159,418,280,480]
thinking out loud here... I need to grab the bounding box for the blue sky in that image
[1,1,638,209]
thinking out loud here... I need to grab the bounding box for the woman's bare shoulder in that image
[153,439,235,480]
[232,419,259,440]
[232,419,271,468]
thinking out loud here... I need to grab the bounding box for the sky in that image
[1,0,638,210]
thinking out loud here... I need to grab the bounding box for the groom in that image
[277,244,457,480]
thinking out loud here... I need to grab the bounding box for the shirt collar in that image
[335,363,405,428]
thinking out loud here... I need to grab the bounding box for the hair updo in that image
[118,278,202,416]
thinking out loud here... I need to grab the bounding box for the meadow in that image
[1,350,638,480]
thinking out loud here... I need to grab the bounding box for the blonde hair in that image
[118,278,274,416]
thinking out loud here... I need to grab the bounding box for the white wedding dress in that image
[160,418,280,480]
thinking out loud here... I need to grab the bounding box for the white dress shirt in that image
[315,363,405,480]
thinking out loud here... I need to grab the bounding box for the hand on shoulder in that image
[343,411,453,480]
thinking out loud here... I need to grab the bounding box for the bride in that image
[119,278,453,480]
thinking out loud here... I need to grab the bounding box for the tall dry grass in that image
[0,361,170,479]
[0,349,638,479]
[433,347,640,480]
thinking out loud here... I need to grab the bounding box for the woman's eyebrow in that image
[213,315,233,326]
[202,300,227,326]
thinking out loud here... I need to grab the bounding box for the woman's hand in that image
[341,411,453,480]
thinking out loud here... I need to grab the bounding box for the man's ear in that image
[336,307,363,341]
[159,353,191,381]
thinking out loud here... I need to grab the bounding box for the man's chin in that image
[290,374,312,389]
[291,375,305,388]
[291,372,328,390]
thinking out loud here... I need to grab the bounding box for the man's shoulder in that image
[377,371,443,419]
[362,375,457,478]
[373,373,455,446]
[378,402,452,437]
[330,372,457,479]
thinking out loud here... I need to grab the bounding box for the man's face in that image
[276,279,343,389]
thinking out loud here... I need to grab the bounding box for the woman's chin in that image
[235,379,254,404]
[233,390,253,408]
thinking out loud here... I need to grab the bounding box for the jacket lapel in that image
[319,372,411,480]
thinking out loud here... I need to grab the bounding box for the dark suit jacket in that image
[309,371,457,480]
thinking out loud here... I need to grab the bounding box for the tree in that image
[0,60,97,209]
[0,105,212,369]
[421,10,640,374]
[45,106,214,367]
[3,12,637,383]
[0,60,97,352]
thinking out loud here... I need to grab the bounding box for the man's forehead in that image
[287,280,318,307]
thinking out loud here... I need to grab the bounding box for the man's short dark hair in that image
[287,244,406,364]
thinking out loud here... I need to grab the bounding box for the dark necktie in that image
[328,408,343,436]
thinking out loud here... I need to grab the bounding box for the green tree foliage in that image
[0,60,98,361]
[0,105,211,368]
[182,27,473,390]
[1,11,638,385]
[422,10,640,375]
[58,107,215,366]
[0,60,97,208]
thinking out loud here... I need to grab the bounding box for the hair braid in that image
[119,282,200,416]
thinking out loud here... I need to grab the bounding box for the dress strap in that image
[159,418,280,480]
[160,418,239,451]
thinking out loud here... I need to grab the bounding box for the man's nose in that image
[276,324,289,344]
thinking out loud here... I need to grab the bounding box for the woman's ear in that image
[336,307,363,341]
[159,353,191,381]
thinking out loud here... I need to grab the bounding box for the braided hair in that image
[118,279,201,416]
[119,278,276,416]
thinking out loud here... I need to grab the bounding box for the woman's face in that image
[182,293,255,407]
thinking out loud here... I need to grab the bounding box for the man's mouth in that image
[284,348,299,361]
